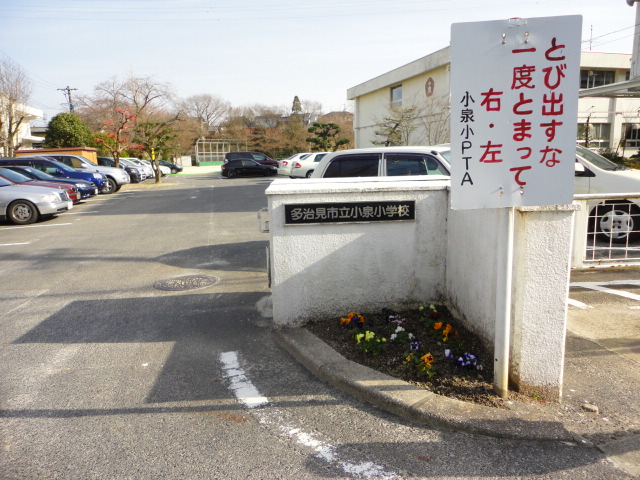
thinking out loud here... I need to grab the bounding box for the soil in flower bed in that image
[306,306,526,409]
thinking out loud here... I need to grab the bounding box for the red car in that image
[0,167,80,204]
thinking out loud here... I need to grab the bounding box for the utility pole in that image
[58,85,78,112]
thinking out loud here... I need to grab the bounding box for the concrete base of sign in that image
[266,178,578,402]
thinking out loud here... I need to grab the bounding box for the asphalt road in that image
[0,173,635,479]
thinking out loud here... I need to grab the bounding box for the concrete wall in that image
[267,178,576,401]
[267,178,449,325]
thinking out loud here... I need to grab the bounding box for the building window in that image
[623,123,640,148]
[577,122,611,148]
[580,70,615,89]
[390,85,402,108]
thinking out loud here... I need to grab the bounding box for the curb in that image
[274,327,585,444]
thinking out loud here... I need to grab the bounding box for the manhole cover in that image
[154,275,220,291]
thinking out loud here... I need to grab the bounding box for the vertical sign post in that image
[450,16,582,397]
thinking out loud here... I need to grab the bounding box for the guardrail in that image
[572,193,640,268]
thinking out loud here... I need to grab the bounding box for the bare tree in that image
[416,94,450,145]
[0,56,33,156]
[180,94,230,137]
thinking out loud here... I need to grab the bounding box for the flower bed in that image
[306,305,511,408]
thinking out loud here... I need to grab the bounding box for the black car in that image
[224,151,278,167]
[221,159,277,178]
[1,165,99,199]
[159,159,183,174]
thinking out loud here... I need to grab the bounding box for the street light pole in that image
[628,0,640,79]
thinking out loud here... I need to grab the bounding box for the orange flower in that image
[443,324,453,335]
[422,353,434,364]
[434,322,443,330]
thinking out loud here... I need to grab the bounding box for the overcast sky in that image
[1,0,638,125]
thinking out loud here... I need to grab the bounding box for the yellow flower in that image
[355,333,364,344]
[365,331,375,341]
[424,362,433,370]
[434,322,443,330]
[405,353,414,362]
[422,353,434,364]
[442,336,448,343]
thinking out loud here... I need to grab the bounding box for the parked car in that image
[224,151,279,167]
[159,159,183,174]
[41,154,130,194]
[0,167,80,204]
[0,175,71,225]
[124,158,154,178]
[277,153,311,177]
[426,143,640,244]
[575,146,640,243]
[0,156,108,192]
[0,165,98,199]
[290,152,329,178]
[310,147,451,179]
[97,157,145,183]
[139,159,170,177]
[221,159,277,178]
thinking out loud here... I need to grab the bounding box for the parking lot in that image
[1,173,638,479]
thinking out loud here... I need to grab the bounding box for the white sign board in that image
[450,16,582,210]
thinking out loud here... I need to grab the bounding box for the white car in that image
[309,146,451,178]
[278,153,311,177]
[575,146,640,243]
[429,144,640,244]
[290,152,329,178]
[138,159,171,177]
[124,158,154,178]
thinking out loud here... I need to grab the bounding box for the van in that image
[309,147,450,179]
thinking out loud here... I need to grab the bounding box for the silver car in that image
[0,175,71,224]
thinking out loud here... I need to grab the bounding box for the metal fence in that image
[572,194,640,268]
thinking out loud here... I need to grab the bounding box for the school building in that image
[348,48,640,156]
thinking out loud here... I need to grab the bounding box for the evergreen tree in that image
[291,96,302,115]
[307,122,350,152]
[44,113,94,148]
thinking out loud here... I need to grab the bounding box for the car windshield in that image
[0,168,32,182]
[576,146,624,171]
[0,176,13,187]
[14,166,52,180]
[45,159,75,173]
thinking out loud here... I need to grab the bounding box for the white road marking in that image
[219,351,268,409]
[0,223,72,230]
[220,351,397,479]
[570,281,640,302]
[567,298,593,309]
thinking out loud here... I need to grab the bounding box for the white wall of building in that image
[267,178,575,400]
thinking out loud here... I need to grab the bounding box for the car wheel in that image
[592,203,640,243]
[8,200,39,225]
[171,168,178,174]
[101,177,117,194]
[227,170,237,178]
[305,170,314,178]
